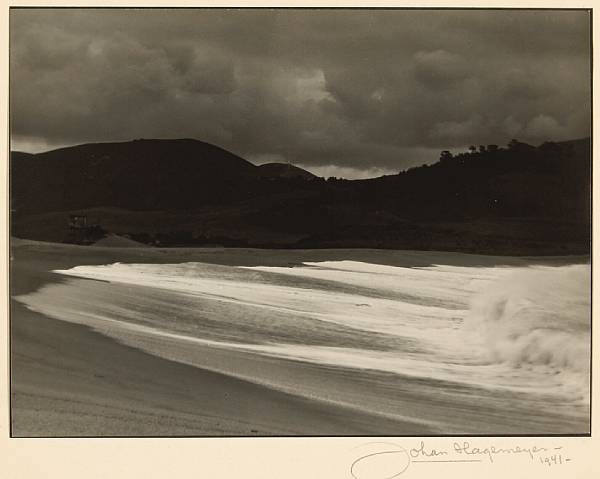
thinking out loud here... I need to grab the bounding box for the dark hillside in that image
[11,139,260,214]
[258,163,316,180]
[10,137,591,254]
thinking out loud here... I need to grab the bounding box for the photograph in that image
[8,7,591,438]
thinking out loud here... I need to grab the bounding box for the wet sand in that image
[11,239,439,436]
[10,239,588,436]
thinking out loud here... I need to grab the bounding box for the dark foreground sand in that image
[11,239,448,437]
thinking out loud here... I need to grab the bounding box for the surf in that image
[14,254,591,433]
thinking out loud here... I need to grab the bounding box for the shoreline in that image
[10,239,590,436]
[13,300,435,437]
[11,240,438,436]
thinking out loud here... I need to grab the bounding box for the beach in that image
[10,239,591,436]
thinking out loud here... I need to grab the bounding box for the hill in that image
[11,139,259,214]
[257,163,316,180]
[10,137,591,255]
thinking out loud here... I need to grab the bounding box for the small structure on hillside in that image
[67,214,105,244]
[69,215,88,229]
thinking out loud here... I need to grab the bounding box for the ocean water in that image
[16,255,591,434]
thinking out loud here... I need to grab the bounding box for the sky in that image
[10,9,591,179]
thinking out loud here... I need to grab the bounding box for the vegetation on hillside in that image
[11,137,591,255]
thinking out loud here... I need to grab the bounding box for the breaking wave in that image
[15,256,591,428]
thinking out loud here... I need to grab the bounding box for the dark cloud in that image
[10,9,591,178]
[413,50,469,89]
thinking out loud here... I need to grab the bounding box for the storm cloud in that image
[10,9,591,178]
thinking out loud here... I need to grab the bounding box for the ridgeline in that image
[11,137,590,255]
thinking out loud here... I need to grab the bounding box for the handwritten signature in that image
[350,441,571,479]
[350,442,410,479]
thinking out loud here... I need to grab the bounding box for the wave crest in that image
[466,264,590,398]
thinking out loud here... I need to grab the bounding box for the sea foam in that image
[17,257,591,423]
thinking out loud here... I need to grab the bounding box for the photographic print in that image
[8,7,591,437]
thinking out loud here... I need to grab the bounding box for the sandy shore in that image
[11,239,589,436]
[11,239,442,436]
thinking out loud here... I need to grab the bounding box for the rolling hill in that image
[257,163,316,180]
[10,137,591,255]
